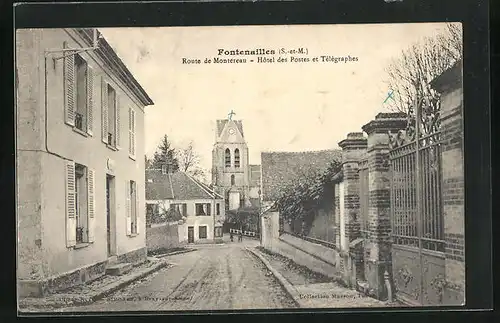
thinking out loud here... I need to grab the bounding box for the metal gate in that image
[389,97,445,306]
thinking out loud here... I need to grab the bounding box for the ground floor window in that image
[75,163,88,243]
[199,226,208,239]
[130,180,138,234]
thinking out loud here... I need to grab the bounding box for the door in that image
[106,176,111,255]
[188,226,194,243]
[106,175,116,256]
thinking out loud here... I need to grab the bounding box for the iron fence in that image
[390,131,444,252]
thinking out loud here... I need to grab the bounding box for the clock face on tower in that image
[228,128,235,135]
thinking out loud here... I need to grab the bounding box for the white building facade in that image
[16,28,154,296]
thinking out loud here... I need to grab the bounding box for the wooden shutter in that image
[126,180,132,236]
[87,168,95,242]
[182,204,187,217]
[63,42,76,127]
[135,182,140,235]
[101,78,108,143]
[65,160,77,247]
[115,97,121,149]
[128,107,136,159]
[128,108,132,155]
[86,65,94,136]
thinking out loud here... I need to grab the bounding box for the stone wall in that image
[146,222,181,252]
[431,62,465,305]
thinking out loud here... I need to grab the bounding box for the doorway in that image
[188,226,194,243]
[106,175,116,257]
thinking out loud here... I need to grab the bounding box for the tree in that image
[145,155,152,169]
[225,206,260,232]
[177,141,206,181]
[384,23,462,135]
[151,135,179,171]
[275,160,342,235]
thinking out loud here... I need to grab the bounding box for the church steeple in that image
[211,115,261,213]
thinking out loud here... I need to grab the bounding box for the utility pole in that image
[212,171,218,243]
[259,183,262,245]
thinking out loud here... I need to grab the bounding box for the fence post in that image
[362,112,406,300]
[431,61,464,305]
[338,132,367,287]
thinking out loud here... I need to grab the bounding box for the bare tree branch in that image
[383,23,462,135]
[177,141,207,182]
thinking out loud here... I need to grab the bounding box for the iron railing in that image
[390,130,444,252]
[75,112,84,130]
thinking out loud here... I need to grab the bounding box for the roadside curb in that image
[185,243,226,248]
[153,248,197,258]
[18,260,170,310]
[245,247,301,308]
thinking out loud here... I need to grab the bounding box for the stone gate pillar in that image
[333,182,341,250]
[431,61,465,305]
[338,132,367,286]
[361,113,406,300]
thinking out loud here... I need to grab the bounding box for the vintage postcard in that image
[16,22,465,313]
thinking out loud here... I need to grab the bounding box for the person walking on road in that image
[238,230,243,242]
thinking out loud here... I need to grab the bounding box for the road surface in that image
[60,238,297,312]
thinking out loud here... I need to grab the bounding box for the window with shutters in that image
[195,203,211,216]
[199,226,208,239]
[170,203,187,217]
[107,85,117,147]
[64,44,94,136]
[68,162,95,247]
[225,148,231,168]
[216,203,220,215]
[129,107,136,159]
[74,55,88,132]
[130,180,138,234]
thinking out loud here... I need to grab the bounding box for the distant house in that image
[146,169,225,243]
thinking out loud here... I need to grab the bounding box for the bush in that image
[275,160,341,234]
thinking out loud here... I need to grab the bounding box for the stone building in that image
[16,28,154,296]
[211,117,261,211]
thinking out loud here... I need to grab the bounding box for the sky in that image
[99,23,451,173]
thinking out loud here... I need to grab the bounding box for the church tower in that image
[212,111,252,211]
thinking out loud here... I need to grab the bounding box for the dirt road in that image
[59,240,297,312]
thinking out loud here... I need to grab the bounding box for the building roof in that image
[216,119,244,138]
[75,28,154,107]
[430,59,463,93]
[146,170,223,201]
[261,150,342,201]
